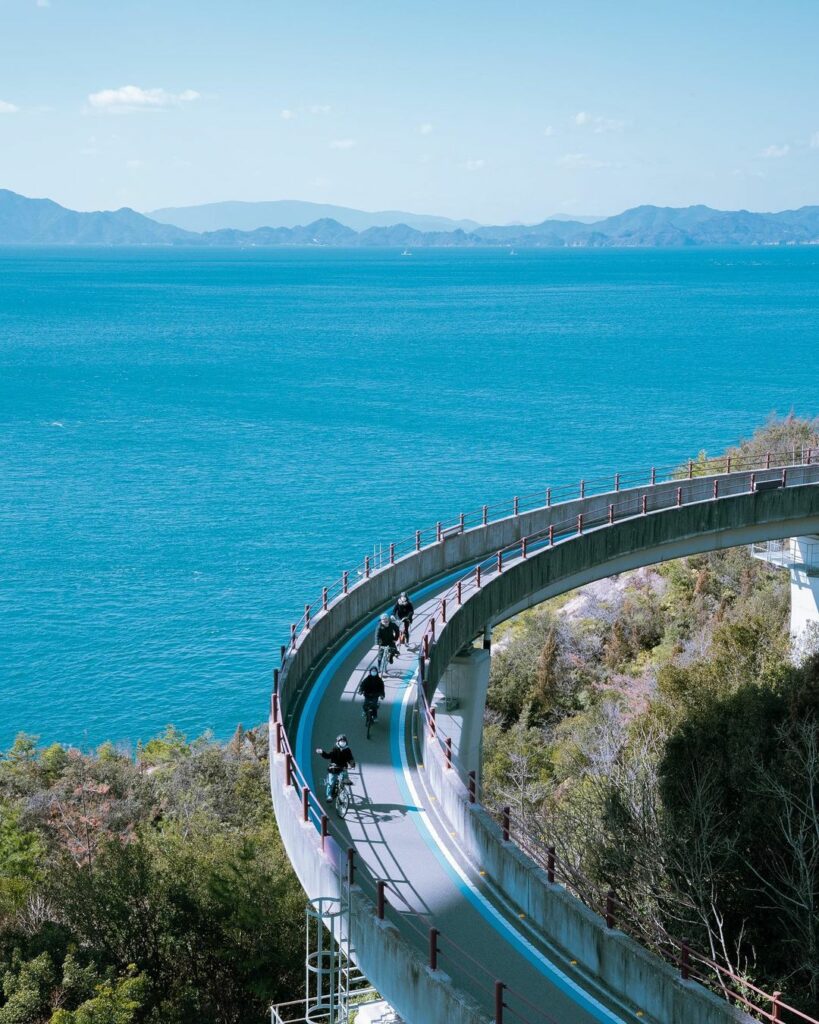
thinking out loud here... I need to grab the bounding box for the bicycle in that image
[376,644,394,676]
[325,766,353,818]
[362,696,379,739]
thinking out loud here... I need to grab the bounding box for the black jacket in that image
[319,745,355,769]
[393,599,414,621]
[375,621,399,646]
[359,673,386,700]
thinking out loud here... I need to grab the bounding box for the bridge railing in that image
[273,445,819,1024]
[411,459,819,1022]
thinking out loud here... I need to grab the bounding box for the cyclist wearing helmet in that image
[375,612,400,664]
[358,665,386,721]
[392,591,414,642]
[315,735,356,801]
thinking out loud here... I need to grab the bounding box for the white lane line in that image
[394,674,625,1024]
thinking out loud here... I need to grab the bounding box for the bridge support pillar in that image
[790,535,819,655]
[435,647,491,786]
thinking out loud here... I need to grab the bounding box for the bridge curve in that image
[270,451,819,1024]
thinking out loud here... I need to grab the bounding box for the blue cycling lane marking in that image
[296,570,465,794]
[294,570,625,1023]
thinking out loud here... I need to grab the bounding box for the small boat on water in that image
[401,249,413,256]
[509,249,518,256]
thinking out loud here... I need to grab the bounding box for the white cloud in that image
[574,110,625,133]
[809,132,819,149]
[761,143,790,158]
[544,125,555,137]
[330,138,355,149]
[309,104,331,115]
[464,158,485,171]
[0,100,20,114]
[558,152,609,170]
[280,109,296,120]
[87,85,200,113]
[419,122,433,135]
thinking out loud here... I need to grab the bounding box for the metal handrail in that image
[273,445,819,1024]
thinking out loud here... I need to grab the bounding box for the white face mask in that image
[337,741,347,749]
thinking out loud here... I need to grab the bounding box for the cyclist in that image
[392,591,415,643]
[315,735,356,801]
[375,612,400,667]
[358,665,386,722]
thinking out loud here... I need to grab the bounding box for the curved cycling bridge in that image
[270,452,819,1024]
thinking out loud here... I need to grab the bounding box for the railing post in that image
[376,880,386,920]
[502,806,510,842]
[429,928,439,971]
[808,448,813,466]
[440,598,447,624]
[285,754,293,788]
[688,459,693,479]
[276,721,283,755]
[548,524,554,546]
[445,736,452,769]
[415,530,421,552]
[772,991,781,1022]
[322,586,328,611]
[782,468,787,486]
[271,690,279,724]
[614,472,620,492]
[650,466,656,486]
[547,845,555,883]
[494,981,505,1024]
[713,479,719,499]
[430,706,436,737]
[521,536,528,559]
[302,785,310,822]
[546,487,551,507]
[513,495,519,516]
[418,650,426,682]
[459,512,465,531]
[430,617,436,641]
[321,814,328,852]
[606,890,615,929]
[280,644,286,665]
[482,504,488,526]
[726,454,732,474]
[579,478,585,499]
[766,451,771,469]
[676,486,682,507]
[497,550,503,573]
[305,604,311,630]
[750,472,756,492]
[608,504,614,524]
[343,570,349,594]
[364,555,370,578]
[476,564,482,587]
[641,495,647,515]
[423,634,430,660]
[457,580,462,604]
[468,770,476,803]
[577,513,583,534]
[290,623,296,649]
[389,542,395,565]
[347,847,356,886]
[436,521,442,542]
[680,940,690,981]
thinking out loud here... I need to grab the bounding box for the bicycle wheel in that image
[336,782,351,818]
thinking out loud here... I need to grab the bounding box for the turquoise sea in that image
[1,246,818,749]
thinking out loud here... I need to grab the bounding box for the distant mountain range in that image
[149,199,481,233]
[3,190,819,248]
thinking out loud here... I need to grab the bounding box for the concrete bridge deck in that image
[270,452,819,1024]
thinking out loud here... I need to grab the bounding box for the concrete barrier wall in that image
[421,732,751,1024]
[268,727,491,1024]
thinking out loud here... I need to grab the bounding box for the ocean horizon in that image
[2,245,818,749]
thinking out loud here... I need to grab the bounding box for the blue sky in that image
[1,0,818,222]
